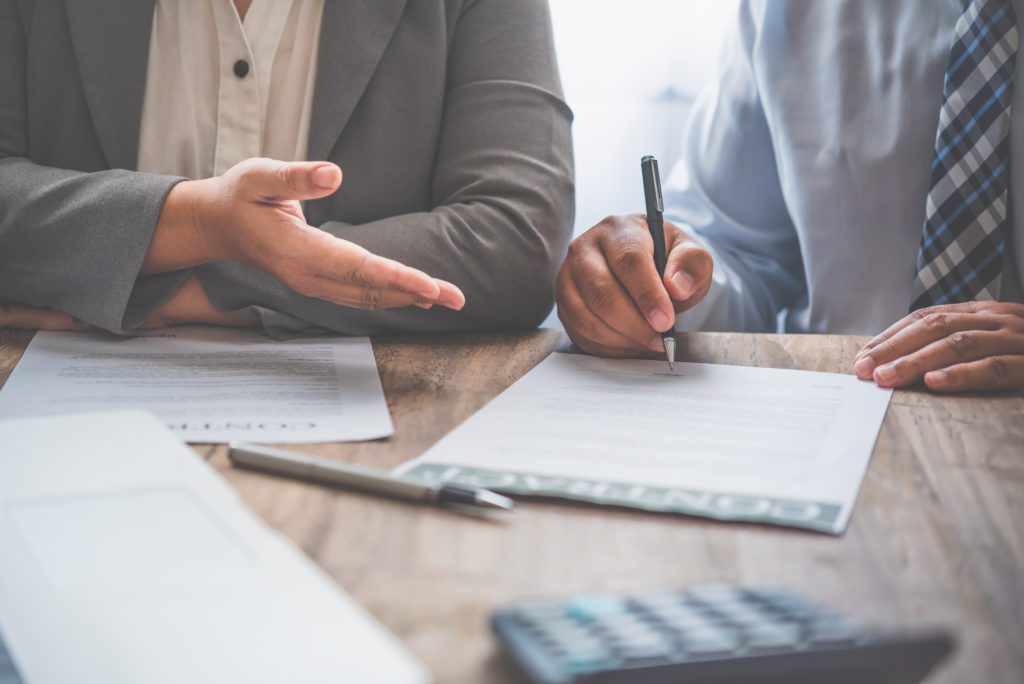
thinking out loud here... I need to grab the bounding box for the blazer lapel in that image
[307,0,410,162]
[65,0,155,171]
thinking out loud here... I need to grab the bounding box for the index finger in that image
[315,239,442,300]
[597,225,674,333]
[857,302,986,357]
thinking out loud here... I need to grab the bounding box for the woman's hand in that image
[0,303,93,331]
[147,158,466,312]
[140,275,255,329]
[854,301,1024,392]
[0,275,255,332]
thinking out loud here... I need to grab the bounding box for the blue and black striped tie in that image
[911,0,1019,310]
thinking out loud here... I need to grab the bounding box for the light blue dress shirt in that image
[667,0,1024,334]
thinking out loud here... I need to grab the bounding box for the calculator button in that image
[564,595,628,621]
[743,625,802,651]
[683,631,740,656]
[551,636,606,656]
[612,631,674,654]
[562,654,618,676]
[641,603,716,627]
[659,613,715,634]
[618,641,675,661]
[710,603,770,627]
[515,603,568,623]
[807,619,860,645]
[535,624,596,648]
[596,614,655,635]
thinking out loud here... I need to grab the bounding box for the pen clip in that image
[641,156,664,213]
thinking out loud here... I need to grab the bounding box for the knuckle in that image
[360,288,385,311]
[609,246,645,275]
[583,279,615,312]
[575,317,601,345]
[342,252,374,289]
[910,308,932,324]
[986,356,1009,384]
[991,313,1019,331]
[922,312,948,331]
[878,337,899,358]
[633,287,663,312]
[945,331,973,358]
[275,165,296,193]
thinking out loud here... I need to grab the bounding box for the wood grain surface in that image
[1,328,1021,683]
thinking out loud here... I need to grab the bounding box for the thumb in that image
[235,158,343,202]
[664,239,713,306]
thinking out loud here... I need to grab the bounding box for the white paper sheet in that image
[0,410,429,684]
[397,353,893,533]
[0,327,393,443]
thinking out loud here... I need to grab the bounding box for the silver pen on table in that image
[641,155,676,371]
[228,442,515,512]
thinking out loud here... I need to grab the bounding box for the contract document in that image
[397,353,893,533]
[0,327,392,443]
[0,411,428,684]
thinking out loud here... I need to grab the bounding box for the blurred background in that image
[545,0,740,325]
[549,0,740,237]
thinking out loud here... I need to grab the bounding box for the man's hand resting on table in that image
[555,214,714,357]
[854,302,1024,392]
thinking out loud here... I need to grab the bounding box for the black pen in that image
[641,155,676,371]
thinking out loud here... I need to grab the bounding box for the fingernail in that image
[415,302,434,310]
[649,336,665,352]
[672,272,695,297]
[647,310,671,331]
[875,363,897,383]
[854,355,876,378]
[313,165,339,189]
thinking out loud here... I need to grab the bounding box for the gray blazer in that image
[0,0,575,336]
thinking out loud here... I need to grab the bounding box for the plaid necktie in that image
[911,0,1019,310]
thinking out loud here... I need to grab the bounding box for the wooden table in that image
[1,329,1022,683]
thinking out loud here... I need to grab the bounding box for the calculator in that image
[491,585,953,684]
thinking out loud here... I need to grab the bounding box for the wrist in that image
[173,178,233,263]
[141,179,230,276]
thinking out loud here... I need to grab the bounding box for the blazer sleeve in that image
[0,1,188,334]
[664,0,806,333]
[194,0,575,337]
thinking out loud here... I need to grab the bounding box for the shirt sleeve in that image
[0,1,190,334]
[193,0,575,337]
[665,0,806,333]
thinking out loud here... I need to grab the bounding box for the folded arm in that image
[0,2,462,334]
[194,0,575,336]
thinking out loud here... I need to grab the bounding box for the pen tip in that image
[663,336,676,371]
[475,489,515,511]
